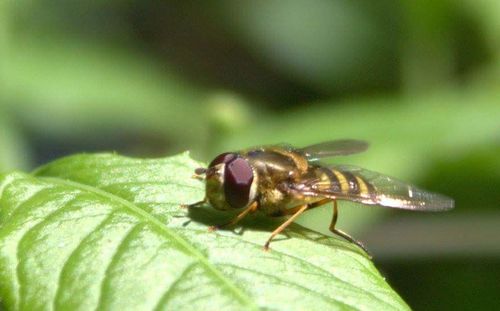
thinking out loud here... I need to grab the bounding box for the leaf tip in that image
[0,171,28,199]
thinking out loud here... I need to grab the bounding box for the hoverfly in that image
[184,140,454,254]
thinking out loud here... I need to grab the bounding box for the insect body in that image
[186,140,454,253]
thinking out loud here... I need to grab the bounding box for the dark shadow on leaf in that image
[186,204,284,232]
[292,225,368,257]
[185,203,366,256]
[162,201,368,258]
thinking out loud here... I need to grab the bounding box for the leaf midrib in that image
[39,176,258,310]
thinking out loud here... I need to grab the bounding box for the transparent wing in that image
[299,140,369,161]
[292,165,454,211]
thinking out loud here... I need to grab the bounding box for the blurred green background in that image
[1,1,499,310]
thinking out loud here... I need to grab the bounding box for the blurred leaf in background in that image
[213,0,400,95]
[3,35,207,156]
[0,111,31,172]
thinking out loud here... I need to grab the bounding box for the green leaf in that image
[0,153,409,310]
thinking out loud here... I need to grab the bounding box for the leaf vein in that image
[152,262,199,311]
[95,222,143,310]
[16,195,81,308]
[235,242,401,309]
[182,227,398,309]
[40,177,257,310]
[52,212,116,309]
[223,263,354,309]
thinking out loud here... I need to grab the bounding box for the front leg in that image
[209,201,259,231]
[180,168,207,207]
[180,198,207,209]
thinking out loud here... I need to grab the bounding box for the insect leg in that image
[192,174,205,181]
[329,199,339,230]
[264,204,308,250]
[279,198,331,216]
[328,200,371,256]
[208,201,258,231]
[180,198,207,209]
[308,198,332,209]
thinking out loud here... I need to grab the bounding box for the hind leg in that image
[328,200,371,256]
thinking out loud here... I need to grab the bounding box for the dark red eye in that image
[209,152,237,168]
[224,157,254,209]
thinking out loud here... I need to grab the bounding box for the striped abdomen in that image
[312,166,376,198]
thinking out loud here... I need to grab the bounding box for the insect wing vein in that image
[292,165,454,211]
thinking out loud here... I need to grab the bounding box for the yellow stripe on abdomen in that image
[355,175,369,197]
[331,169,349,193]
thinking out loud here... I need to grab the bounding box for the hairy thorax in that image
[245,148,320,216]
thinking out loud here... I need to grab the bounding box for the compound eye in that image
[208,152,237,168]
[224,158,254,209]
